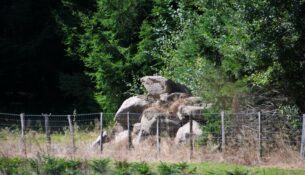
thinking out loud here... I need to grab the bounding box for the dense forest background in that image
[1,0,305,114]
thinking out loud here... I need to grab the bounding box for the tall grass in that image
[0,156,304,175]
[0,127,304,169]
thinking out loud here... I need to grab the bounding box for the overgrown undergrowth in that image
[0,156,304,175]
[0,127,304,170]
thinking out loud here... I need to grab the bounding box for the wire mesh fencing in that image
[0,112,304,164]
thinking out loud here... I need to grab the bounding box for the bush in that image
[157,162,197,175]
[114,160,132,175]
[0,157,31,175]
[90,159,111,174]
[41,156,82,175]
[131,162,154,175]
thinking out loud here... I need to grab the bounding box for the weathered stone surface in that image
[114,130,129,143]
[175,120,202,144]
[132,123,141,135]
[115,95,152,128]
[184,97,204,106]
[184,97,212,108]
[136,107,181,143]
[140,76,191,97]
[177,105,204,121]
[91,131,108,147]
[161,92,190,102]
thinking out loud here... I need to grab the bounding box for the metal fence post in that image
[20,113,27,157]
[189,115,193,159]
[67,114,76,154]
[300,114,305,159]
[221,111,225,155]
[100,112,103,153]
[44,113,51,154]
[156,115,160,158]
[258,112,262,161]
[127,112,132,150]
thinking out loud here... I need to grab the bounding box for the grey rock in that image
[91,131,108,147]
[114,130,129,143]
[115,95,152,128]
[184,97,204,106]
[184,97,213,108]
[161,92,190,102]
[177,105,204,121]
[140,76,191,97]
[175,120,202,144]
[136,107,181,143]
[132,123,142,135]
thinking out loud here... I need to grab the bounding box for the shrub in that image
[131,162,154,175]
[0,157,31,175]
[90,159,111,174]
[114,160,132,175]
[157,162,197,175]
[41,156,82,175]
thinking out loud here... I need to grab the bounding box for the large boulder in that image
[136,107,181,143]
[132,123,142,135]
[177,105,204,121]
[160,92,190,102]
[91,131,108,147]
[184,97,212,108]
[115,95,153,128]
[114,130,129,143]
[175,120,203,144]
[140,76,191,97]
[184,97,204,106]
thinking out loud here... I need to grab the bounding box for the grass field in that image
[0,156,304,175]
[1,127,305,174]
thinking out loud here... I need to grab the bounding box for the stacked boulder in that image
[93,76,211,146]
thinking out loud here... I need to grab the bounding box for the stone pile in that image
[93,76,211,146]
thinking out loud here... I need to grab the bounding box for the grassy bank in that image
[0,156,304,175]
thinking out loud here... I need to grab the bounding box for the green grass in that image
[0,157,304,175]
[192,162,305,175]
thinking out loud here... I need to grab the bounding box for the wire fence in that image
[0,111,304,163]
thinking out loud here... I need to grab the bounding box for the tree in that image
[57,0,162,112]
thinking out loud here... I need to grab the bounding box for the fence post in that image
[156,115,161,158]
[258,112,262,161]
[67,114,76,154]
[20,113,27,157]
[44,113,51,154]
[300,114,305,159]
[189,115,194,159]
[100,112,103,153]
[221,111,225,155]
[127,112,132,150]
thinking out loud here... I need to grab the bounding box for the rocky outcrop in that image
[139,107,180,137]
[94,75,211,146]
[91,131,108,147]
[175,120,203,144]
[114,130,129,143]
[140,76,191,98]
[115,95,153,128]
[177,105,204,121]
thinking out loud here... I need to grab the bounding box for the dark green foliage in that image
[56,0,161,113]
[1,0,305,123]
[157,162,197,175]
[131,162,154,175]
[0,157,24,175]
[114,160,132,175]
[199,113,221,145]
[90,159,111,174]
[40,156,82,175]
